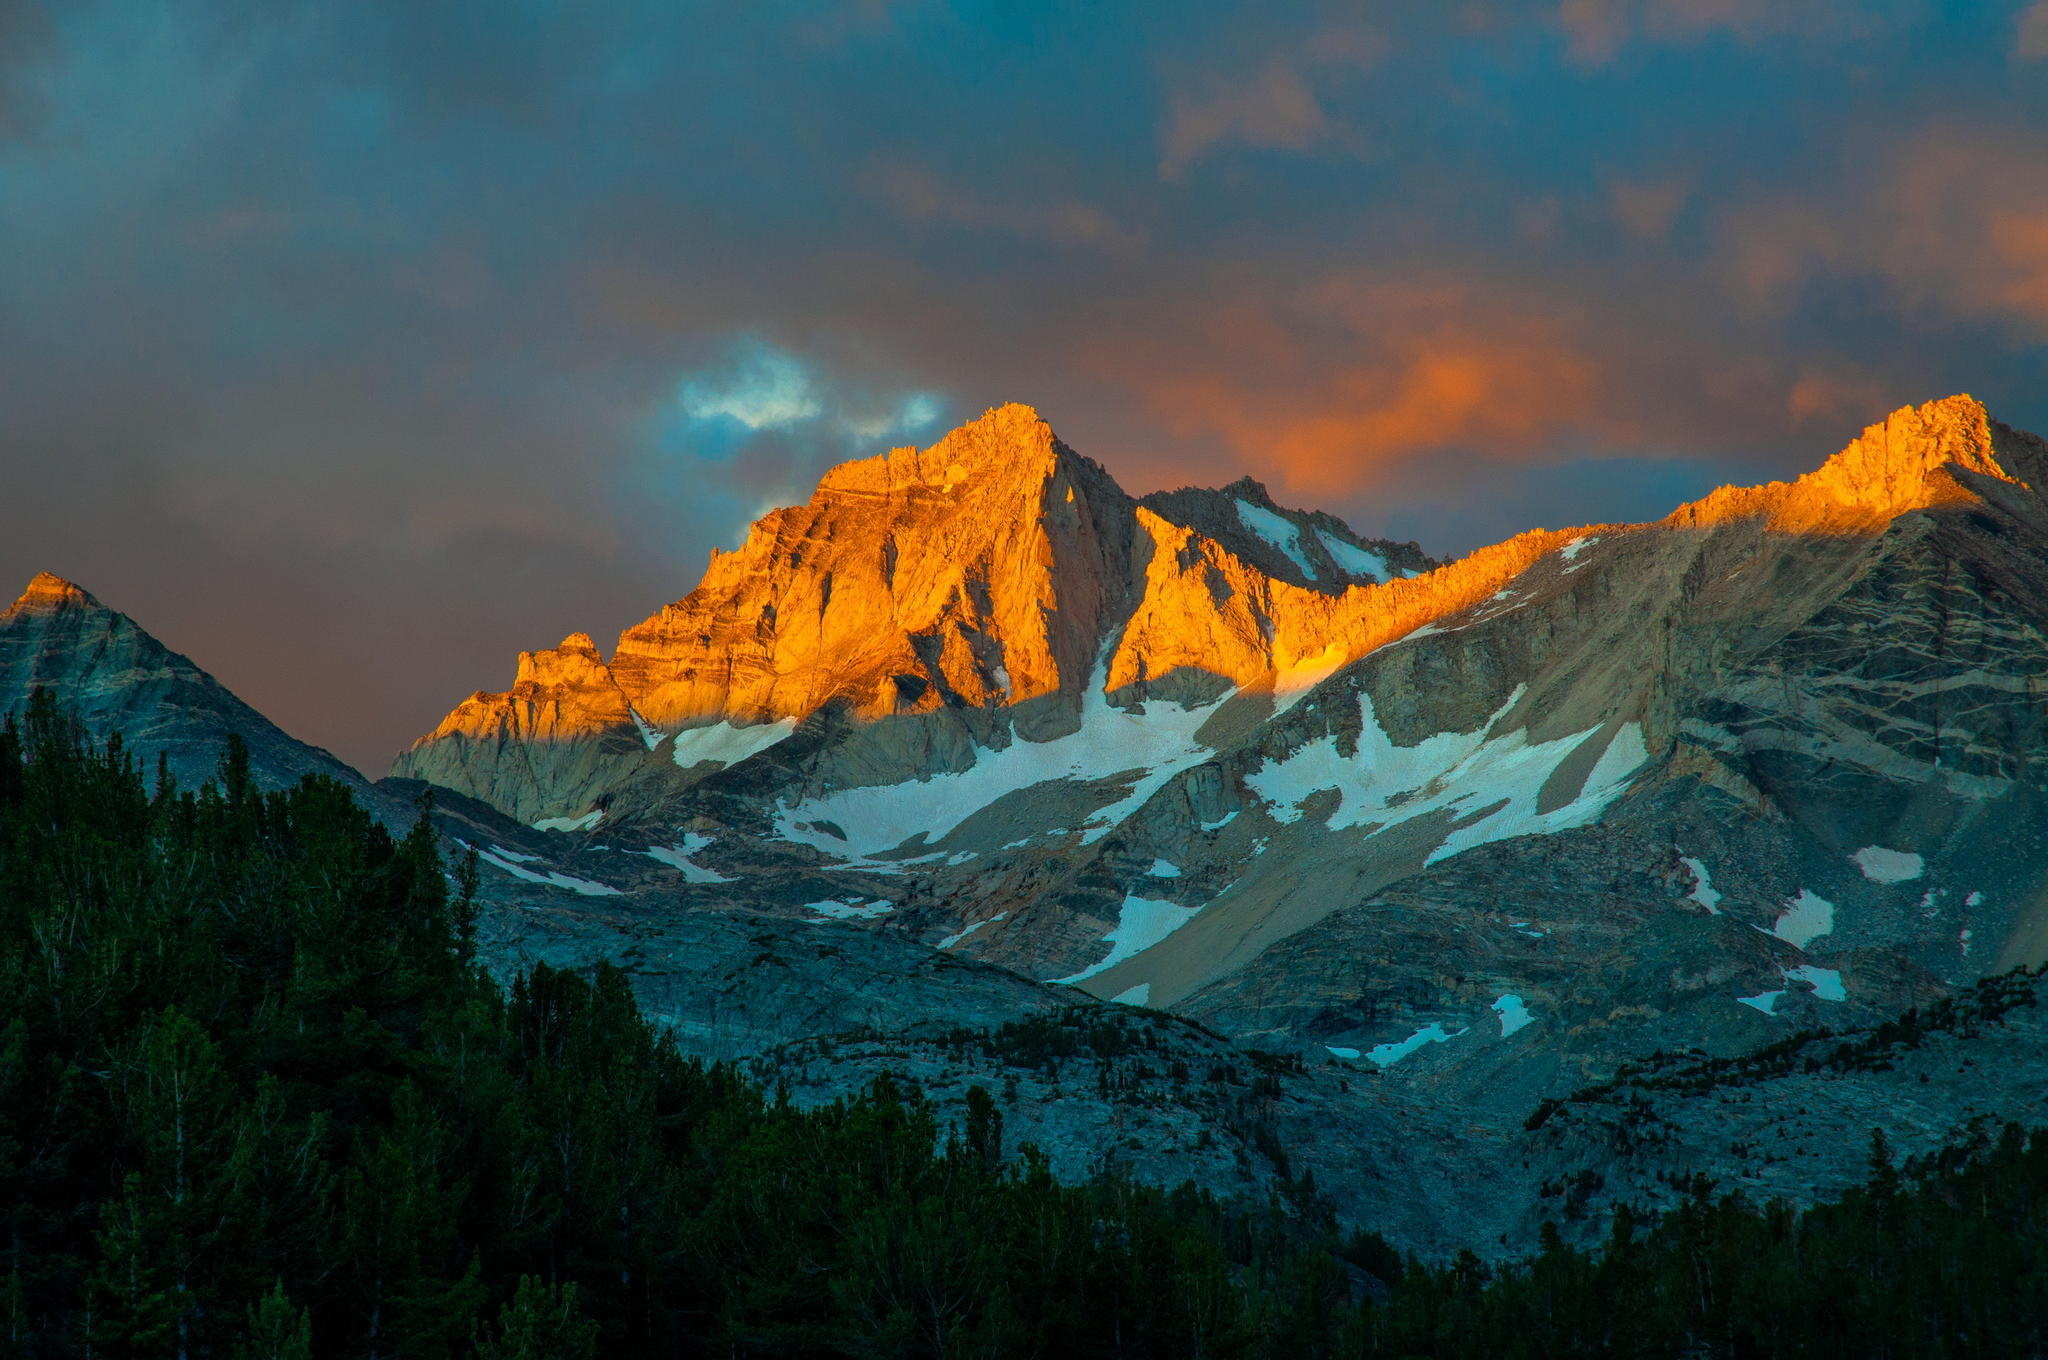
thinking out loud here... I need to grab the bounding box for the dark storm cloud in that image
[1,0,2044,771]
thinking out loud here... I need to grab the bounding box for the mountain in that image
[1,572,374,795]
[14,392,2048,1261]
[394,394,2048,1169]
[0,571,1076,1062]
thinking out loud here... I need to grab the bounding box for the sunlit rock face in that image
[1668,394,2047,532]
[610,402,1138,725]
[392,401,1437,817]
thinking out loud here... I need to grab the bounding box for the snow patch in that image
[1244,689,1647,867]
[671,718,799,771]
[642,833,731,884]
[1737,990,1785,1015]
[472,844,621,897]
[1054,894,1202,984]
[806,898,894,920]
[1852,845,1924,884]
[937,911,1008,950]
[1771,890,1834,949]
[1966,890,1985,907]
[1491,994,1534,1037]
[777,673,1225,860]
[1147,859,1181,878]
[1679,856,1723,913]
[1960,927,1973,957]
[1235,499,1317,578]
[628,707,666,751]
[1314,530,1389,583]
[1783,964,1846,1002]
[1200,811,1239,832]
[1110,984,1152,1006]
[1325,1046,1362,1060]
[1367,1023,1466,1067]
[1559,535,1600,567]
[533,810,602,833]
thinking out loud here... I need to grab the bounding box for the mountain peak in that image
[814,402,1065,499]
[7,572,101,617]
[1669,395,2035,533]
[1802,395,2005,508]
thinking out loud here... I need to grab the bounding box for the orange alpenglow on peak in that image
[7,572,100,615]
[1668,395,2038,533]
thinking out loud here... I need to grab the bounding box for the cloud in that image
[867,162,1145,251]
[1554,0,1925,66]
[1155,23,1380,179]
[3,0,2047,773]
[674,339,825,432]
[1609,176,1689,242]
[2018,1,2048,58]
[1720,126,2048,334]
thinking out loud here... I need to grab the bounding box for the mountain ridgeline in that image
[8,392,2048,1288]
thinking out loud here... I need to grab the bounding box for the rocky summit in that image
[11,393,2048,1256]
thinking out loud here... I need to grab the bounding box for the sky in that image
[3,0,2046,774]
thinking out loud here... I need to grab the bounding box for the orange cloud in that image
[1086,277,1614,495]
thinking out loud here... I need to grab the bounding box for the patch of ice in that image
[1110,983,1152,1006]
[936,911,1008,950]
[947,851,977,866]
[1200,811,1239,832]
[806,898,894,920]
[1559,535,1600,568]
[1325,1046,1362,1060]
[1244,688,1647,867]
[488,845,541,863]
[1147,859,1181,878]
[1679,856,1723,913]
[1314,530,1389,583]
[777,671,1226,860]
[642,833,731,884]
[1054,894,1203,984]
[1770,890,1834,949]
[1491,994,1534,1037]
[1235,498,1317,578]
[671,718,799,771]
[1852,846,1923,884]
[1782,964,1846,1002]
[471,845,621,897]
[1367,1023,1465,1067]
[1737,990,1785,1015]
[532,810,603,834]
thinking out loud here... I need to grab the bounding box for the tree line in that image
[3,691,2045,1357]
